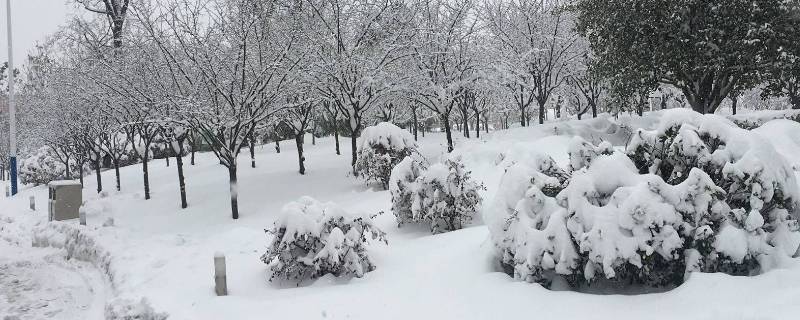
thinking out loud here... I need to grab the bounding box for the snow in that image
[358,122,417,152]
[3,109,800,319]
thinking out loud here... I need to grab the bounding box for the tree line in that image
[1,0,798,219]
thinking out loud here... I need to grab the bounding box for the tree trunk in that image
[95,155,102,194]
[463,116,469,138]
[143,152,151,200]
[637,99,644,116]
[176,147,187,209]
[732,96,738,115]
[190,149,195,165]
[790,94,800,109]
[165,142,170,167]
[65,159,72,180]
[475,113,480,138]
[275,140,281,153]
[228,163,239,220]
[350,132,358,175]
[412,109,418,141]
[312,123,317,146]
[295,134,306,175]
[520,109,526,127]
[114,159,121,191]
[334,126,340,155]
[538,101,546,125]
[249,134,256,168]
[111,19,124,48]
[443,115,454,153]
[591,103,598,118]
[79,167,84,187]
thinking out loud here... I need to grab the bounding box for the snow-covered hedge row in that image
[20,147,88,185]
[488,110,800,288]
[261,196,387,282]
[728,109,800,130]
[355,122,417,189]
[32,222,168,319]
[389,156,484,234]
[105,298,168,320]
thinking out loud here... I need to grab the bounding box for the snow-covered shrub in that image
[488,109,800,288]
[388,155,428,226]
[389,156,484,233]
[105,298,168,320]
[19,147,86,185]
[729,109,800,130]
[261,196,387,282]
[567,137,613,172]
[355,122,417,189]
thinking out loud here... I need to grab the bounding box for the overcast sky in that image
[1,0,75,68]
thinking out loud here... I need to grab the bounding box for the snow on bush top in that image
[272,196,375,244]
[358,122,417,153]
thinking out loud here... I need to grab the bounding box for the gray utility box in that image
[48,180,82,221]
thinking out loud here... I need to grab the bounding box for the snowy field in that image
[3,110,800,319]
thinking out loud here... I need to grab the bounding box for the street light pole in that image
[5,0,18,195]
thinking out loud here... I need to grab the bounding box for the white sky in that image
[0,0,75,69]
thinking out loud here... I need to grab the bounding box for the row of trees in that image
[4,0,799,219]
[8,0,607,219]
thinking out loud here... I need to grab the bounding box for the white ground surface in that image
[2,111,800,319]
[0,232,107,319]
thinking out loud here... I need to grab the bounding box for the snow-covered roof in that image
[48,180,82,187]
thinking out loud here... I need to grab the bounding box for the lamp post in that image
[5,0,17,196]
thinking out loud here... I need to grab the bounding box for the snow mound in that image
[32,222,169,318]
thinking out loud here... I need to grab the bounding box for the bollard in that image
[79,207,87,226]
[214,252,227,296]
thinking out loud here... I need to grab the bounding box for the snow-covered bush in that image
[389,156,484,233]
[105,298,168,320]
[388,155,428,226]
[567,137,614,172]
[355,122,417,189]
[488,109,800,289]
[728,109,800,130]
[261,196,387,283]
[19,147,86,185]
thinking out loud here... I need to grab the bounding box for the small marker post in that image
[79,207,86,226]
[214,252,227,296]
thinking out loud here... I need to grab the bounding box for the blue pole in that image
[9,156,16,195]
[5,0,17,196]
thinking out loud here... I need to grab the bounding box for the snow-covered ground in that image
[3,110,800,319]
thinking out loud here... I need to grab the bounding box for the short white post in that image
[29,195,35,210]
[214,252,227,296]
[79,207,87,226]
